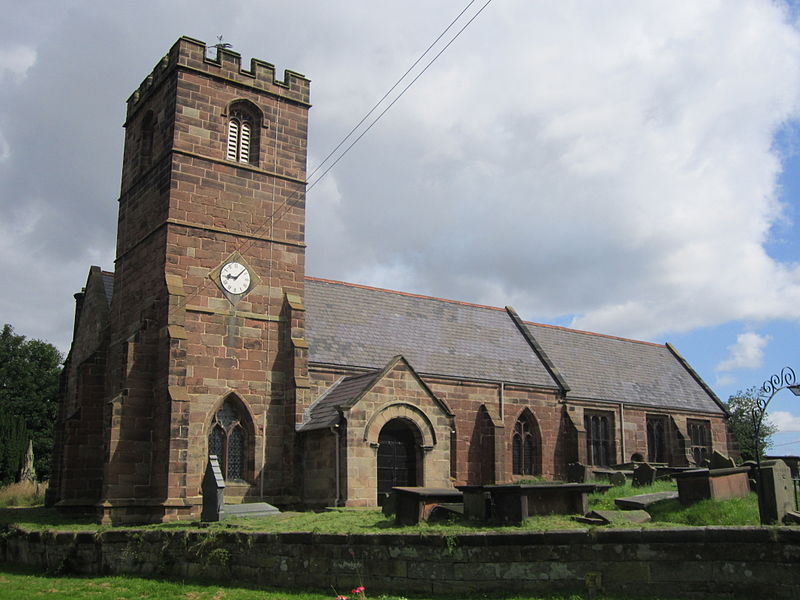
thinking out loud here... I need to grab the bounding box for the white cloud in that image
[0,45,36,83]
[1,0,800,352]
[716,332,772,373]
[771,410,800,433]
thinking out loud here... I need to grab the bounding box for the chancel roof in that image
[524,322,725,414]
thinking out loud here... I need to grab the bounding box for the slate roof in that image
[304,278,558,388]
[101,271,114,306]
[524,322,724,414]
[304,277,724,416]
[298,370,381,431]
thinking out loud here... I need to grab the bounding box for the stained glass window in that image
[208,399,248,481]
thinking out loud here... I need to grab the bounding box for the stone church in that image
[50,37,732,523]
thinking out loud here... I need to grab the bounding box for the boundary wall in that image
[2,526,800,598]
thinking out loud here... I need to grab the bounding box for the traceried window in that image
[688,420,712,466]
[225,100,261,166]
[585,412,613,467]
[512,411,540,476]
[647,415,668,463]
[208,399,247,480]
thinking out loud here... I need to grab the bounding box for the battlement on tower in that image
[126,36,310,118]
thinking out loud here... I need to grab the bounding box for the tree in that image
[0,414,29,485]
[0,324,62,481]
[725,387,778,462]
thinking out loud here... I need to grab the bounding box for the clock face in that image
[219,262,251,295]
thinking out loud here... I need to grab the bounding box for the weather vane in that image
[213,35,232,50]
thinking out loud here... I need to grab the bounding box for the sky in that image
[1,1,799,452]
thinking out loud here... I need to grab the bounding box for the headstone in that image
[201,455,226,522]
[758,459,795,525]
[566,462,591,483]
[632,463,657,487]
[608,471,626,487]
[709,450,735,470]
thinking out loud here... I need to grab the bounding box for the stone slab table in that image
[459,483,607,525]
[674,467,750,506]
[392,487,463,526]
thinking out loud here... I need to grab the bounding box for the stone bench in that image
[392,487,463,525]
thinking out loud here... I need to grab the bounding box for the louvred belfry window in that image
[226,112,252,163]
[208,400,247,481]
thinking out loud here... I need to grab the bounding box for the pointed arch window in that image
[512,412,540,476]
[688,420,712,466]
[225,101,261,166]
[647,415,668,463]
[208,399,248,481]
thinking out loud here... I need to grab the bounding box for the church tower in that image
[99,37,310,523]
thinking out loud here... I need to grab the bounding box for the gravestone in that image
[201,455,225,522]
[709,450,736,470]
[566,462,591,483]
[632,463,657,487]
[608,471,626,486]
[758,459,795,525]
[615,490,678,510]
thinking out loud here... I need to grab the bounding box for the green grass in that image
[586,480,677,511]
[648,493,759,526]
[0,563,731,600]
[0,481,765,534]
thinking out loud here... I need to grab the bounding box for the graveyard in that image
[2,457,799,598]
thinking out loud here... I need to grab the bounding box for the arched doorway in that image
[377,419,419,503]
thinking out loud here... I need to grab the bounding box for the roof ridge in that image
[305,276,506,312]
[524,320,665,348]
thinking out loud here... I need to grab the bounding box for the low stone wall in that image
[2,525,799,598]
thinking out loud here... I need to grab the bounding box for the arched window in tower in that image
[208,399,248,481]
[512,411,540,476]
[225,100,261,166]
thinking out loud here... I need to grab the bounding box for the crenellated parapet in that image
[126,36,310,118]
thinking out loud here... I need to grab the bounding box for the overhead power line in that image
[168,0,494,317]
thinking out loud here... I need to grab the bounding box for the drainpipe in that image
[619,402,626,463]
[330,424,341,507]
[499,382,505,421]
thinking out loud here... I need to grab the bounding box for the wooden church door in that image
[377,419,418,503]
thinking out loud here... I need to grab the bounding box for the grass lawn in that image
[0,563,738,600]
[0,480,762,534]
